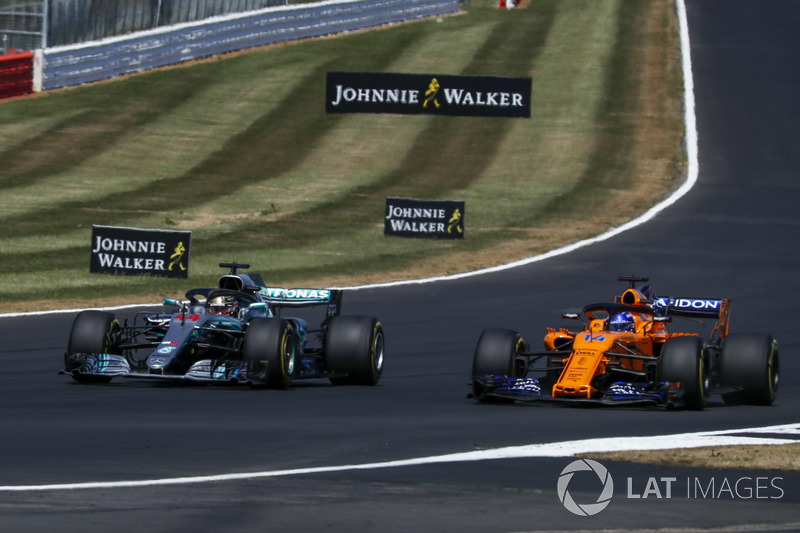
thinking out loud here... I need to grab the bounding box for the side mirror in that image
[562,313,580,320]
[163,298,182,308]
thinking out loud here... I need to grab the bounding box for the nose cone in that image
[147,344,179,370]
[147,355,169,370]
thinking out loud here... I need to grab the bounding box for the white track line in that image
[0,0,700,318]
[1,423,796,492]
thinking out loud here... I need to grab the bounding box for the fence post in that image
[33,49,43,91]
[42,0,49,48]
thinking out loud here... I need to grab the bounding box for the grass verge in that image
[0,0,684,312]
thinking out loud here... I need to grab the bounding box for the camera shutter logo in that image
[557,459,614,516]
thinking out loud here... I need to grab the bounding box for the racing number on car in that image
[176,314,200,321]
[583,333,606,342]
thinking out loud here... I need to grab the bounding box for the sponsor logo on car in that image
[262,287,331,301]
[655,297,722,312]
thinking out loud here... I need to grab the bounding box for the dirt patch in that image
[584,443,800,472]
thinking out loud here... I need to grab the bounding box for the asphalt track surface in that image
[2,1,800,531]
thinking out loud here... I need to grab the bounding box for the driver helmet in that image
[209,295,238,316]
[609,312,636,332]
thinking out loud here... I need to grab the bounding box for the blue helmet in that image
[609,312,635,332]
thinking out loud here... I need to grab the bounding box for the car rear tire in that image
[719,333,779,406]
[326,316,384,386]
[659,336,708,410]
[244,318,297,389]
[65,310,121,383]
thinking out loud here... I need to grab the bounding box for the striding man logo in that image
[169,242,186,271]
[423,78,440,108]
[447,208,463,234]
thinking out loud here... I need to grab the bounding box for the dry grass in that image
[584,443,800,472]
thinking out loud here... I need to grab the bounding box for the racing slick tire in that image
[472,328,525,377]
[719,333,779,406]
[325,316,384,386]
[243,318,297,389]
[65,310,122,384]
[659,336,708,410]
[471,329,525,403]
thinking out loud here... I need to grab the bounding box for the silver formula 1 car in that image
[62,262,384,388]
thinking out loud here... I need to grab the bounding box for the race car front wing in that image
[62,352,270,385]
[470,374,688,408]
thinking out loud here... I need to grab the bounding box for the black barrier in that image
[327,72,531,118]
[90,225,191,278]
[385,197,464,239]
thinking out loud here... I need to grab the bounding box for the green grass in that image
[0,0,684,308]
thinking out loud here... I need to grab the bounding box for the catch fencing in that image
[1,0,288,52]
[0,0,44,52]
[41,0,458,90]
[0,0,458,96]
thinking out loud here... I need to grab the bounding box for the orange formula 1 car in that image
[470,277,779,410]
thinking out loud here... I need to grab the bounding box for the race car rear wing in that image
[259,287,343,318]
[654,297,731,338]
[611,278,731,339]
[654,296,725,317]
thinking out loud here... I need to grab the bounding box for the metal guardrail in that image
[47,0,290,48]
[41,0,458,90]
[1,0,290,51]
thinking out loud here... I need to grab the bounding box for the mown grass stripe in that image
[197,4,556,248]
[0,55,334,222]
[515,0,662,228]
[0,0,684,305]
[0,28,423,238]
[0,72,217,190]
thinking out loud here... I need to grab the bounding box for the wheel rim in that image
[373,332,384,373]
[104,319,121,354]
[768,350,780,395]
[700,354,710,398]
[283,333,296,376]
